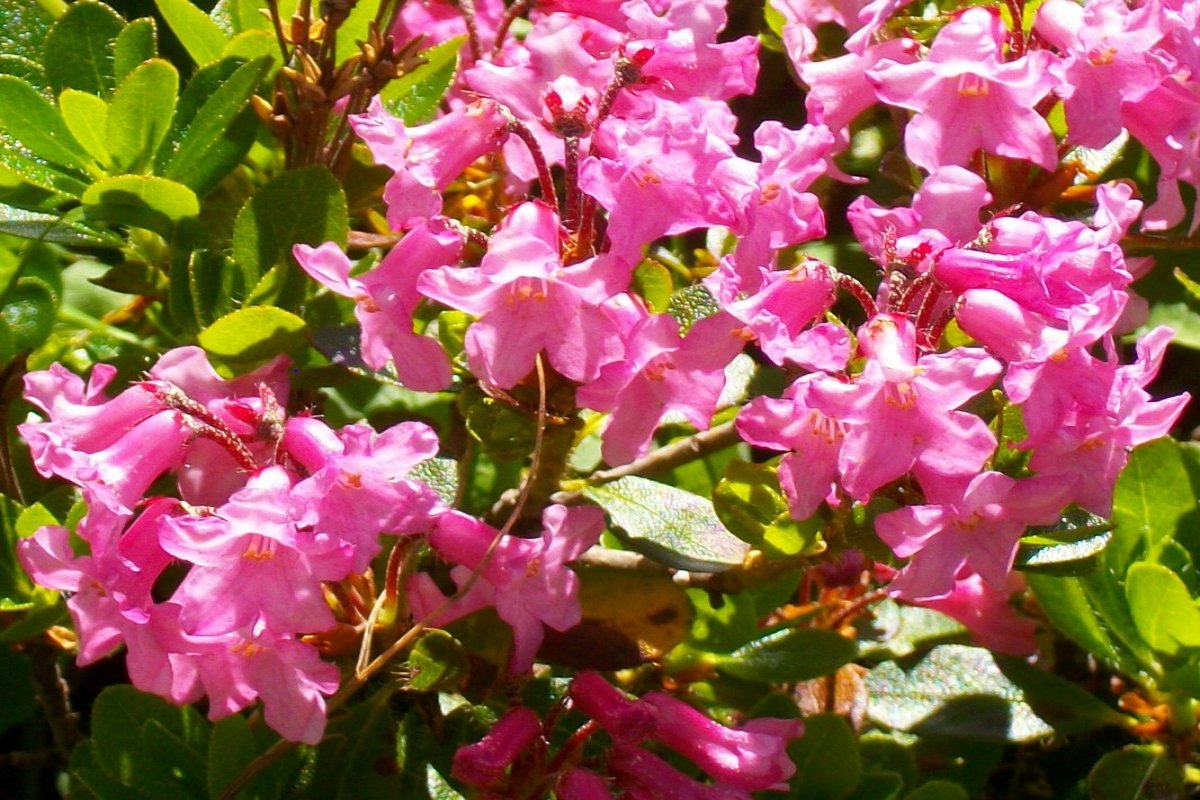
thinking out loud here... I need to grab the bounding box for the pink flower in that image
[350,97,509,230]
[607,745,751,800]
[875,472,1074,600]
[452,707,543,788]
[905,569,1037,655]
[578,311,745,466]
[294,221,463,392]
[807,315,1001,500]
[418,202,624,388]
[867,7,1060,171]
[412,504,605,671]
[158,467,353,636]
[642,693,805,791]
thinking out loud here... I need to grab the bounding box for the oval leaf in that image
[154,0,229,66]
[1087,746,1185,800]
[106,58,178,173]
[82,175,199,237]
[1125,562,1200,658]
[42,1,124,96]
[114,17,158,83]
[866,645,1055,743]
[58,89,110,165]
[198,305,307,363]
[583,475,749,572]
[788,714,862,800]
[714,627,857,683]
[0,75,90,170]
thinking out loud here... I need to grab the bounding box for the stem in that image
[492,0,532,59]
[28,642,80,761]
[834,272,878,319]
[57,306,153,349]
[505,115,559,209]
[562,136,581,231]
[456,0,483,62]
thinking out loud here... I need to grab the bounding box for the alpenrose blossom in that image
[867,6,1059,172]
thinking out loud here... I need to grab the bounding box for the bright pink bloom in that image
[807,315,1001,500]
[285,417,444,571]
[557,768,614,800]
[418,202,624,388]
[1035,0,1168,148]
[579,311,744,466]
[642,692,805,791]
[294,221,463,392]
[186,625,339,744]
[607,745,751,800]
[867,7,1059,171]
[875,472,1074,600]
[905,569,1038,655]
[350,97,509,230]
[736,376,845,521]
[452,707,543,788]
[412,504,605,671]
[568,670,657,744]
[159,467,352,636]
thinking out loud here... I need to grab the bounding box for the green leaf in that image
[712,459,824,557]
[1110,438,1200,570]
[632,259,673,313]
[58,88,110,165]
[583,476,750,572]
[1,279,57,350]
[0,205,120,246]
[0,0,54,64]
[381,36,464,125]
[1126,562,1200,657]
[457,383,537,461]
[208,714,299,800]
[222,29,276,61]
[845,773,905,800]
[866,645,1062,742]
[666,283,719,334]
[1086,746,1185,800]
[106,59,178,173]
[333,0,382,62]
[0,75,91,170]
[0,138,89,202]
[713,627,858,683]
[993,655,1132,734]
[113,18,157,83]
[198,305,307,364]
[154,0,229,66]
[232,164,348,281]
[0,647,36,734]
[42,1,124,96]
[1175,266,1200,304]
[160,56,269,196]
[1015,508,1113,576]
[82,174,199,237]
[406,629,470,692]
[1027,573,1125,668]
[299,687,402,799]
[90,685,210,798]
[0,53,46,89]
[410,457,459,506]
[787,714,861,800]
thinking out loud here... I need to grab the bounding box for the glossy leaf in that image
[406,629,470,692]
[232,164,348,279]
[198,305,307,364]
[1086,746,1185,800]
[1110,438,1200,569]
[106,59,178,173]
[1015,509,1112,576]
[0,0,54,64]
[382,36,464,125]
[584,476,750,572]
[540,565,695,670]
[714,627,858,683]
[0,75,91,170]
[866,645,1058,742]
[82,174,199,237]
[58,89,110,165]
[0,205,120,246]
[154,0,229,66]
[113,18,157,83]
[159,56,269,196]
[1125,562,1200,657]
[42,1,124,96]
[713,459,824,557]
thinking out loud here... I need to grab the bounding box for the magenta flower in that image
[642,692,805,791]
[158,467,352,637]
[867,7,1059,171]
[418,202,624,389]
[350,97,509,230]
[607,744,752,800]
[294,221,463,392]
[452,707,543,788]
[412,504,605,671]
[902,568,1038,655]
[578,311,745,466]
[875,471,1074,600]
[807,315,1001,500]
